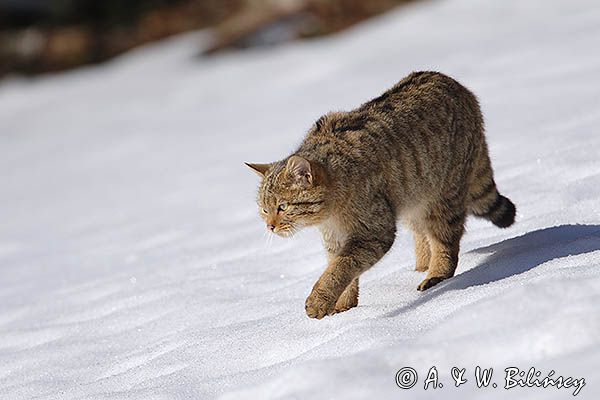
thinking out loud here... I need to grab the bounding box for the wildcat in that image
[246,71,515,319]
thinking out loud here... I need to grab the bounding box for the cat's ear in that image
[245,162,271,177]
[286,155,312,186]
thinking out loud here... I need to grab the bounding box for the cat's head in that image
[246,155,329,237]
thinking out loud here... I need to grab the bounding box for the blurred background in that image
[0,0,415,77]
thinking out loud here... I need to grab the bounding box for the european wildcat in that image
[247,71,515,319]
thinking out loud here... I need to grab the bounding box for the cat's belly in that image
[399,202,429,230]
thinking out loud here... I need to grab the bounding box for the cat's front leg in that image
[322,238,358,314]
[305,257,357,319]
[333,277,358,314]
[305,235,394,319]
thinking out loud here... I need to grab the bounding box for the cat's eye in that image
[278,203,288,212]
[261,208,268,214]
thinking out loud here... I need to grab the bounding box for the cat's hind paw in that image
[417,276,445,291]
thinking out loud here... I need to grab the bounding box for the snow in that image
[1,0,600,398]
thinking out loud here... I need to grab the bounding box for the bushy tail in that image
[468,142,516,228]
[472,190,516,228]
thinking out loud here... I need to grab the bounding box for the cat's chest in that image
[318,217,348,254]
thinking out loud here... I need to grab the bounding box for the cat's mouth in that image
[273,225,297,237]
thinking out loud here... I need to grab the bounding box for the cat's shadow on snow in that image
[386,224,600,317]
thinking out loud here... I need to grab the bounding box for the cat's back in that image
[362,71,482,130]
[372,71,470,102]
[300,71,482,168]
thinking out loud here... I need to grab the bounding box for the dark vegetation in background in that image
[0,0,414,77]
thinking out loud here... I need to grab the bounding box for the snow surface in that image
[1,0,600,398]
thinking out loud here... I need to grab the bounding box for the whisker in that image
[268,232,274,248]
[262,230,270,250]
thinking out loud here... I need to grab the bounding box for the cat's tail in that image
[470,189,516,228]
[468,143,516,228]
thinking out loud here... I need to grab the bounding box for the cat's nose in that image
[267,224,275,231]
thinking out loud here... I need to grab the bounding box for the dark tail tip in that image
[491,195,516,228]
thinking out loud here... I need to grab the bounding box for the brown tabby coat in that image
[247,71,515,319]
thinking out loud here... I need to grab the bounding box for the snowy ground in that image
[1,0,600,398]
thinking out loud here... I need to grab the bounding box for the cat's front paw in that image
[305,289,336,319]
[332,297,358,314]
[332,281,358,314]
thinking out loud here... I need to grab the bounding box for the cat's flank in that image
[246,71,516,319]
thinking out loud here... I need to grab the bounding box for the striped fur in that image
[247,71,515,318]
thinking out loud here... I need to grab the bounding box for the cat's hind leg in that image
[417,201,466,291]
[413,230,431,272]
